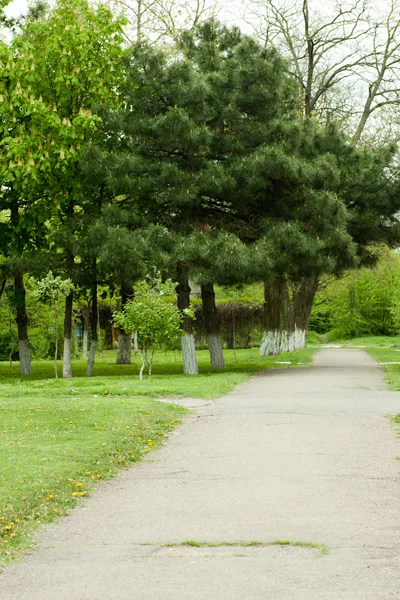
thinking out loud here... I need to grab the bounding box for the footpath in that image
[2,349,400,599]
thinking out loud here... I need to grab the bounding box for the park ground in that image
[0,346,314,565]
[1,342,400,598]
[1,337,400,586]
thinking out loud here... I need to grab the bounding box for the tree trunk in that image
[81,306,89,358]
[54,305,59,379]
[116,285,133,364]
[0,279,6,302]
[63,292,73,378]
[139,348,147,380]
[292,275,319,349]
[14,272,32,376]
[260,278,284,356]
[133,330,139,355]
[86,282,98,377]
[117,332,132,364]
[82,329,88,358]
[281,282,295,353]
[201,281,225,369]
[176,261,198,375]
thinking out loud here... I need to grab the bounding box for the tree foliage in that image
[113,278,187,378]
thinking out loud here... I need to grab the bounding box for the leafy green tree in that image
[0,0,126,376]
[114,278,184,379]
[313,251,400,339]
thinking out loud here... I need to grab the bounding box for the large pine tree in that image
[85,21,296,368]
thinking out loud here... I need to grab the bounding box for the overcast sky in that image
[3,0,393,26]
[5,0,28,17]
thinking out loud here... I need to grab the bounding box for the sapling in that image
[114,278,189,379]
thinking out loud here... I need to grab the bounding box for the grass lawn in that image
[0,346,315,567]
[327,335,400,349]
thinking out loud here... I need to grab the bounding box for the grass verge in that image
[0,395,185,567]
[0,346,315,567]
[355,339,400,390]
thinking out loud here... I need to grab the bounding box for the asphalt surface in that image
[2,349,400,599]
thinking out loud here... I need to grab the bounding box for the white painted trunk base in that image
[19,339,32,376]
[260,330,281,356]
[86,341,97,377]
[294,328,306,350]
[280,331,296,353]
[116,333,132,364]
[63,337,72,378]
[181,334,198,375]
[82,330,88,359]
[207,334,225,369]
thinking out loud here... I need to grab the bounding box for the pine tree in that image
[86,21,296,367]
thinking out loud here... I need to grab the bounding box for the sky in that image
[4,0,393,24]
[5,0,28,17]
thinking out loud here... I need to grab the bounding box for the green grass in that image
[0,347,315,400]
[327,335,400,349]
[363,348,400,364]
[0,346,315,567]
[0,395,185,566]
[157,539,327,554]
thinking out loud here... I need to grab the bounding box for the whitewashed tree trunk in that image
[260,278,284,357]
[133,330,139,354]
[207,333,225,369]
[260,330,281,356]
[63,293,73,378]
[54,307,59,379]
[116,332,132,364]
[116,285,134,364]
[287,331,296,352]
[280,330,289,353]
[292,275,319,349]
[86,341,97,377]
[177,261,199,374]
[18,339,32,376]
[201,281,225,370]
[139,348,147,380]
[82,330,88,358]
[73,323,79,359]
[63,337,72,376]
[181,334,198,375]
[14,273,32,376]
[148,350,154,378]
[85,279,98,377]
[294,327,307,349]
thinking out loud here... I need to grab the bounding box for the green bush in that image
[312,251,400,339]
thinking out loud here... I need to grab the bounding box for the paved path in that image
[2,349,400,599]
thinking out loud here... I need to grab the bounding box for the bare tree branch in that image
[113,0,221,46]
[247,0,400,144]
